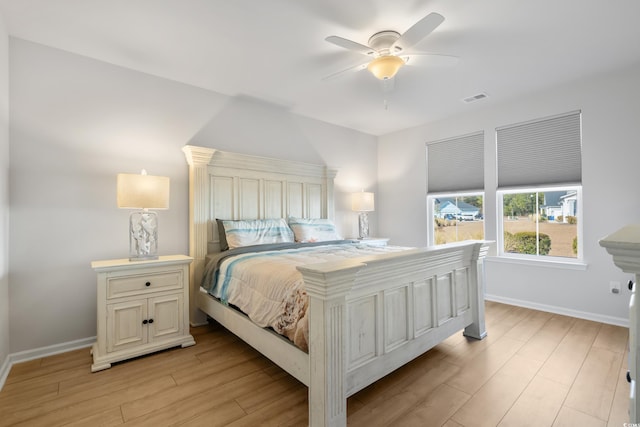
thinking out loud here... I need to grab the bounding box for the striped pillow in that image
[222,218,294,250]
[287,217,342,243]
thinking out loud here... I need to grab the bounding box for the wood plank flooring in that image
[0,301,630,426]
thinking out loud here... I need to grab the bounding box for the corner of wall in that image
[0,9,11,391]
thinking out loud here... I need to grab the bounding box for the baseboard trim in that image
[485,294,629,328]
[9,336,96,365]
[0,336,95,392]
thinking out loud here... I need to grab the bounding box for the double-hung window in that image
[426,132,484,245]
[496,111,582,261]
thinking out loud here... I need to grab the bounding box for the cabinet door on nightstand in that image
[107,299,147,352]
[148,293,183,342]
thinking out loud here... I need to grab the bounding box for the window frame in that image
[497,185,583,263]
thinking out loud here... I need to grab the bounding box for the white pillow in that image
[222,218,294,249]
[287,217,342,243]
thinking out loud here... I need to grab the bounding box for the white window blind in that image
[497,111,582,188]
[427,131,484,193]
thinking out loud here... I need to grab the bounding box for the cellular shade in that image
[427,131,484,193]
[497,111,582,188]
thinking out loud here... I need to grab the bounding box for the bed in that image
[182,145,490,426]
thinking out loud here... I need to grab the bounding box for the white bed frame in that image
[183,145,489,426]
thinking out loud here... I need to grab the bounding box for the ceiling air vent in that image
[463,92,489,103]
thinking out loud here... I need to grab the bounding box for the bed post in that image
[298,261,365,427]
[322,168,336,222]
[463,242,490,339]
[183,145,215,326]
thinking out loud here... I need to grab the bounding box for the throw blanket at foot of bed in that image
[201,240,411,352]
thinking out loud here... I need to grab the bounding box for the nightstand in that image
[90,255,195,372]
[352,237,389,246]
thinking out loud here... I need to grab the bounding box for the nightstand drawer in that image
[107,270,182,298]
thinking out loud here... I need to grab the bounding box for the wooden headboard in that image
[182,145,338,324]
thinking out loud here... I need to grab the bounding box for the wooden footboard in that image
[299,240,489,426]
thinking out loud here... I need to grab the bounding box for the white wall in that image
[378,62,640,324]
[0,13,10,377]
[8,39,377,353]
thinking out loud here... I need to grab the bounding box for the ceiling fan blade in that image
[325,36,375,56]
[393,12,445,51]
[322,60,370,81]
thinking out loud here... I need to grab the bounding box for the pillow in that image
[221,218,294,250]
[287,217,342,243]
[216,219,230,251]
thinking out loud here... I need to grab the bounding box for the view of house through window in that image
[500,188,579,259]
[430,194,484,245]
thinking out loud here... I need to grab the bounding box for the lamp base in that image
[358,212,370,239]
[129,210,159,261]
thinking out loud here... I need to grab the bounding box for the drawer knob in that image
[145,281,151,287]
[627,371,632,383]
[148,318,154,324]
[142,319,148,325]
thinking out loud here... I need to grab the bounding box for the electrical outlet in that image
[609,281,621,294]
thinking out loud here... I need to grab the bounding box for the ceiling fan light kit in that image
[367,55,405,80]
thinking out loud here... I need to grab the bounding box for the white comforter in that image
[208,242,409,351]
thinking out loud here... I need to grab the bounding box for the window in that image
[497,111,582,261]
[498,187,581,259]
[426,132,484,246]
[429,193,484,245]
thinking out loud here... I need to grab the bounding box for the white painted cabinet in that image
[600,225,640,423]
[91,255,195,372]
[629,279,638,422]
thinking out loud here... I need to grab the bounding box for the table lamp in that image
[117,170,170,261]
[351,191,375,239]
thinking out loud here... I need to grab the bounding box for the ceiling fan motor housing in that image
[368,31,402,55]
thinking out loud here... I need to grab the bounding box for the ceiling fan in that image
[324,12,455,82]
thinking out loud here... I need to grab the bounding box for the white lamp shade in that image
[117,172,170,209]
[352,192,375,212]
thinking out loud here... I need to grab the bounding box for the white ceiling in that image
[1,0,639,136]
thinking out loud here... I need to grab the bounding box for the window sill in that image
[485,255,588,271]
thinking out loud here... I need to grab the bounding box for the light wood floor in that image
[0,301,630,426]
